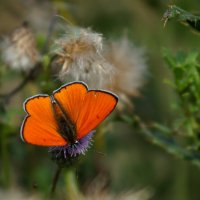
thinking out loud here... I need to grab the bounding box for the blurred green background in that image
[1,0,200,199]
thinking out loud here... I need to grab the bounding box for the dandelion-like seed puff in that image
[53,27,114,88]
[1,23,40,72]
[105,37,148,110]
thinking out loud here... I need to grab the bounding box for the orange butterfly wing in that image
[21,95,67,146]
[75,90,118,139]
[53,82,118,140]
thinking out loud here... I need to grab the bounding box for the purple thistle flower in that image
[49,131,94,166]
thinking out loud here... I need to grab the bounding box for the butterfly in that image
[20,81,118,157]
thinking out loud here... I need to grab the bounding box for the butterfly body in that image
[21,81,118,158]
[50,98,77,144]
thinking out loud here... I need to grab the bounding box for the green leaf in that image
[163,5,200,32]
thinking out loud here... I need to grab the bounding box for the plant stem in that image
[65,169,83,200]
[51,166,62,196]
[0,63,41,103]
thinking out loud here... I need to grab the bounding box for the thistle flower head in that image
[1,23,40,71]
[105,37,148,110]
[53,27,114,88]
[49,131,94,166]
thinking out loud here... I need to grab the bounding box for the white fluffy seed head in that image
[53,27,114,88]
[105,37,148,110]
[1,24,40,72]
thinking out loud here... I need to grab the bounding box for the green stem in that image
[65,169,83,200]
[50,166,62,196]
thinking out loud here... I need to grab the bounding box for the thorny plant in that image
[126,5,200,168]
[162,5,200,32]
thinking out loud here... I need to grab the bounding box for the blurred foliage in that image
[163,49,200,138]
